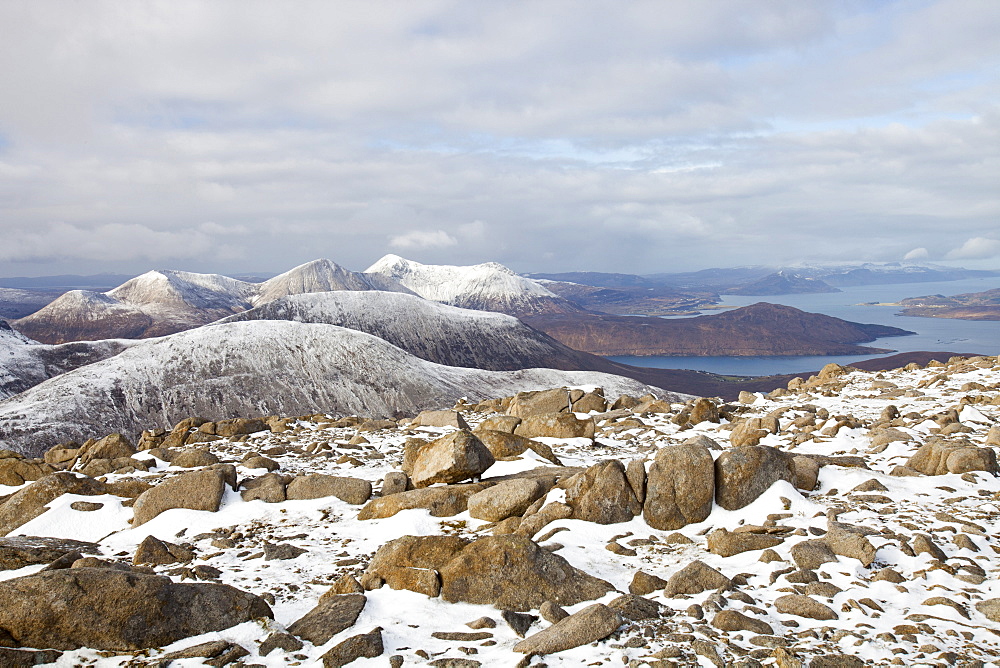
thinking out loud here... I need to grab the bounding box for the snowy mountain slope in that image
[253,259,412,305]
[218,291,593,372]
[12,290,157,344]
[0,319,134,400]
[0,320,663,456]
[364,254,582,316]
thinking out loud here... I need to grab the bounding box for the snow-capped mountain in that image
[0,320,662,456]
[219,291,594,372]
[0,319,134,400]
[364,254,581,316]
[253,258,410,305]
[11,260,394,344]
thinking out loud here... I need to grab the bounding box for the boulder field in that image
[0,357,998,665]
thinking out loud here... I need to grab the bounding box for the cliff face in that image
[521,302,914,357]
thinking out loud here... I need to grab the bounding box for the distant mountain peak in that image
[363,254,576,316]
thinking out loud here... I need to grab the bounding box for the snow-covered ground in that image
[2,354,999,665]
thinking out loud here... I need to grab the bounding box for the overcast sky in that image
[0,1,998,277]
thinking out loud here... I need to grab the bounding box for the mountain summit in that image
[364,254,579,315]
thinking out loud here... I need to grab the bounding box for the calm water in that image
[607,277,1000,377]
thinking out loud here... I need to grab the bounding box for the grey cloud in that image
[0,1,997,276]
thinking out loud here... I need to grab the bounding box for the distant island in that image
[898,287,1000,320]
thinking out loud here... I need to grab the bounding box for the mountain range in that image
[0,320,667,457]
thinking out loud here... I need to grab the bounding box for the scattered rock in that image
[321,626,383,667]
[133,535,194,565]
[171,448,220,468]
[358,483,491,519]
[0,536,100,571]
[287,594,367,646]
[513,603,621,655]
[413,410,470,430]
[630,570,668,596]
[608,594,662,620]
[507,389,571,418]
[790,540,837,570]
[406,431,495,488]
[774,594,838,620]
[515,413,595,440]
[259,632,304,656]
[664,560,731,597]
[707,528,783,557]
[0,473,106,536]
[130,468,228,527]
[285,474,372,505]
[502,610,537,637]
[439,535,614,611]
[467,478,549,522]
[712,610,774,635]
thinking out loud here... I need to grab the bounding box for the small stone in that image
[539,600,569,624]
[502,610,537,637]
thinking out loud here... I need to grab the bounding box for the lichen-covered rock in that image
[321,626,384,667]
[285,474,372,505]
[438,535,614,611]
[714,445,795,510]
[132,535,194,566]
[405,430,495,488]
[412,410,470,430]
[286,594,367,646]
[467,479,549,523]
[512,604,621,655]
[707,528,784,557]
[774,594,838,620]
[0,568,271,650]
[506,389,572,418]
[0,536,100,571]
[663,560,731,597]
[515,413,595,440]
[130,468,228,527]
[643,443,714,530]
[564,459,641,524]
[357,483,492,519]
[907,439,998,476]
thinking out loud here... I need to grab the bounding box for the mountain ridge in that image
[0,320,669,457]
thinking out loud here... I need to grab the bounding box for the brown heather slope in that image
[522,302,914,357]
[898,287,1000,321]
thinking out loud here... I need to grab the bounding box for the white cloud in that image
[946,237,1000,260]
[904,247,930,260]
[389,230,458,250]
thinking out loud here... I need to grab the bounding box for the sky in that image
[0,0,998,277]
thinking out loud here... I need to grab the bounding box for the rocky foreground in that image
[0,356,999,666]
